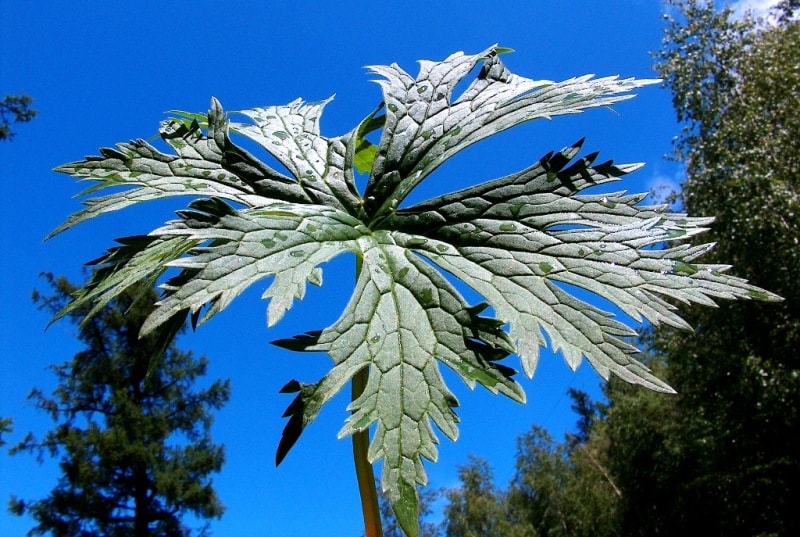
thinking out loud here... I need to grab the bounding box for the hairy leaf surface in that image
[52,46,780,537]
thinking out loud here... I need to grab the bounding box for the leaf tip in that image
[392,478,421,537]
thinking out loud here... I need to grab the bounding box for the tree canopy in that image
[629,1,800,533]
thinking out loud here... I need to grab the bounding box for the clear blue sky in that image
[0,1,736,535]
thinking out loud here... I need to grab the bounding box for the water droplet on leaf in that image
[600,196,617,209]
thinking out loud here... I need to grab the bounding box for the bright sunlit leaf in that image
[51,45,781,537]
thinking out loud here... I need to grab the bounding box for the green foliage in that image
[50,46,778,536]
[443,456,520,537]
[439,389,622,537]
[9,275,230,537]
[591,1,800,534]
[504,422,621,537]
[0,94,36,141]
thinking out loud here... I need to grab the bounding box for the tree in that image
[501,389,621,537]
[443,456,520,537]
[589,2,800,534]
[600,371,685,536]
[438,388,621,537]
[0,94,36,140]
[9,274,230,537]
[46,46,777,536]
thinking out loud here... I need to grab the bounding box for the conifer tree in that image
[9,274,230,537]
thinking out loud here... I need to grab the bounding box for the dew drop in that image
[290,250,305,258]
[499,223,516,232]
[600,196,617,209]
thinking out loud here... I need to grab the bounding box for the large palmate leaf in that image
[51,46,780,536]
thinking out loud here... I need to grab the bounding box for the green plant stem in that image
[352,253,383,537]
[352,367,383,537]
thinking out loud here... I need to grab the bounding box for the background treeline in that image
[387,1,800,536]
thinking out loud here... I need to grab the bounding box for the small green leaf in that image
[393,477,420,537]
[493,46,515,55]
[354,139,378,174]
[353,108,385,175]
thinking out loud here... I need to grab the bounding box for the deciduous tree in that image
[443,456,518,537]
[597,1,800,534]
